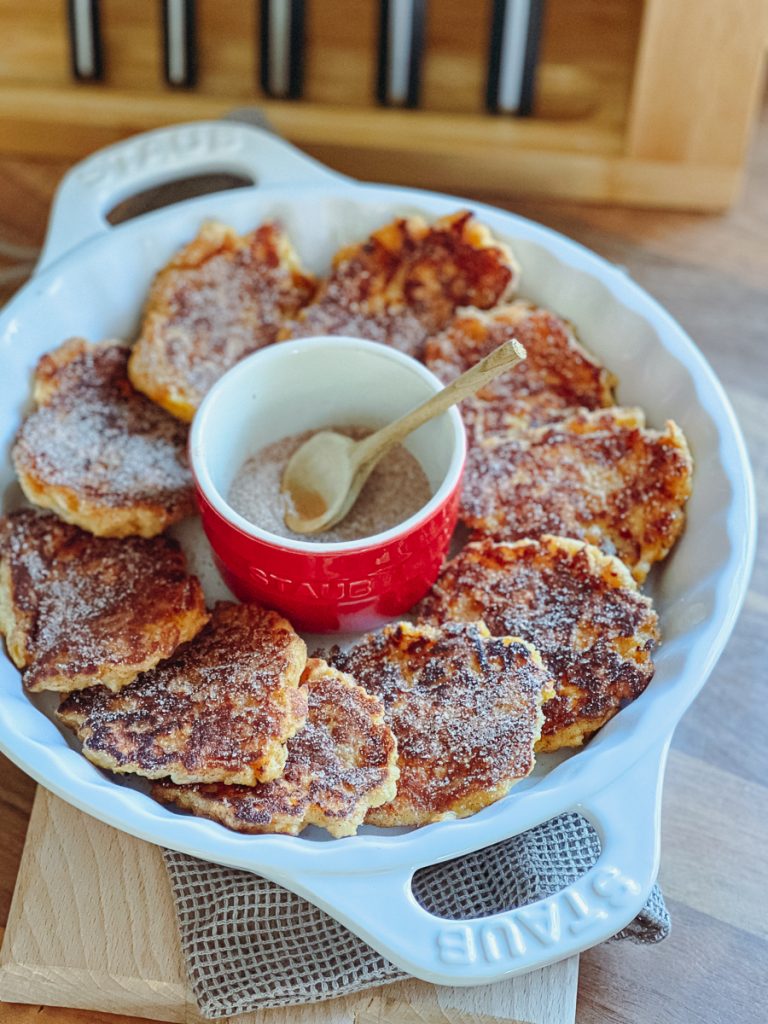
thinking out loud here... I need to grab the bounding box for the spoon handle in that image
[355,339,527,463]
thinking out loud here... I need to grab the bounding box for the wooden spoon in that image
[281,339,526,535]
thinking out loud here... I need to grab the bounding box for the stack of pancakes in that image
[0,209,693,835]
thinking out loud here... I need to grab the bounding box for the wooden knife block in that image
[0,0,766,209]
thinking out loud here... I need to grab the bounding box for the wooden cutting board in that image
[0,788,578,1024]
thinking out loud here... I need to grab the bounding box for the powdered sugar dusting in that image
[0,508,206,691]
[286,303,429,358]
[418,537,659,744]
[424,303,616,446]
[134,222,316,404]
[57,601,307,785]
[153,658,398,836]
[329,621,549,825]
[461,408,693,581]
[12,341,193,515]
[283,211,517,359]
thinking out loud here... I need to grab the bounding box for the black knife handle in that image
[67,0,104,82]
[486,0,545,117]
[259,0,306,100]
[162,0,198,89]
[376,0,427,109]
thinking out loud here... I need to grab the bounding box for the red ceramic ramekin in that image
[189,337,466,633]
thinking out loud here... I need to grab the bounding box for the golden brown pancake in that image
[282,211,519,359]
[418,535,659,751]
[0,508,208,693]
[57,601,308,785]
[461,407,693,582]
[328,621,552,827]
[12,339,195,538]
[424,302,616,445]
[128,220,316,421]
[153,658,399,837]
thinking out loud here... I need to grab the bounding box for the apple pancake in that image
[128,220,316,420]
[57,601,308,785]
[153,658,399,837]
[328,621,553,827]
[12,339,195,538]
[0,508,208,693]
[418,535,659,751]
[461,407,693,582]
[282,211,519,359]
[424,302,616,445]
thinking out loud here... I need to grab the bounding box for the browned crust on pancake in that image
[418,535,659,751]
[12,338,195,538]
[424,301,616,445]
[128,220,316,420]
[328,621,552,827]
[57,601,308,785]
[0,509,208,693]
[0,556,32,670]
[281,211,519,359]
[153,658,399,837]
[461,407,693,582]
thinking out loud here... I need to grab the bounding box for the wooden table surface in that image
[0,102,766,1024]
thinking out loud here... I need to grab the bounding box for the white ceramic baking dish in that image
[0,122,755,986]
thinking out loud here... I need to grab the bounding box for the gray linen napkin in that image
[164,811,669,1019]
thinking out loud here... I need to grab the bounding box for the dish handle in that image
[38,120,346,272]
[283,739,669,986]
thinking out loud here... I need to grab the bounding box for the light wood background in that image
[1,0,767,208]
[0,93,767,1023]
[0,789,580,1024]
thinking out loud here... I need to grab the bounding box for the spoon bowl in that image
[282,430,357,533]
